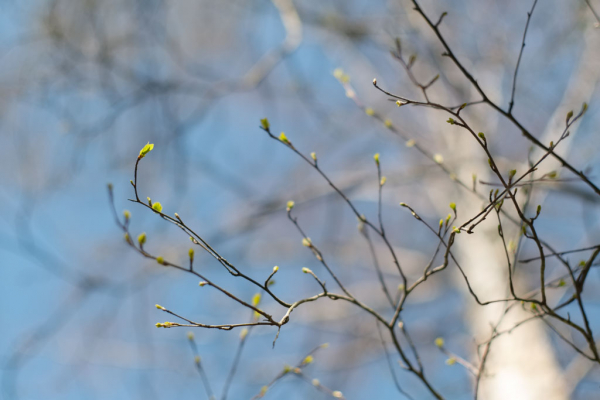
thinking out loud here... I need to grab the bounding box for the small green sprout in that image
[139,142,154,158]
[260,118,270,130]
[566,110,573,123]
[279,132,290,144]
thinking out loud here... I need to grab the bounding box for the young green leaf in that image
[139,142,154,158]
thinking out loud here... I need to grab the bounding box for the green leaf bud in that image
[260,118,270,130]
[279,132,290,144]
[139,142,154,158]
[251,293,261,306]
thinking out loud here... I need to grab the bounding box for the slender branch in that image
[410,0,600,197]
[508,0,539,114]
[584,0,600,27]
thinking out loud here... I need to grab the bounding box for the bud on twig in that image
[566,110,573,124]
[260,118,270,130]
[279,132,290,145]
[139,142,154,158]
